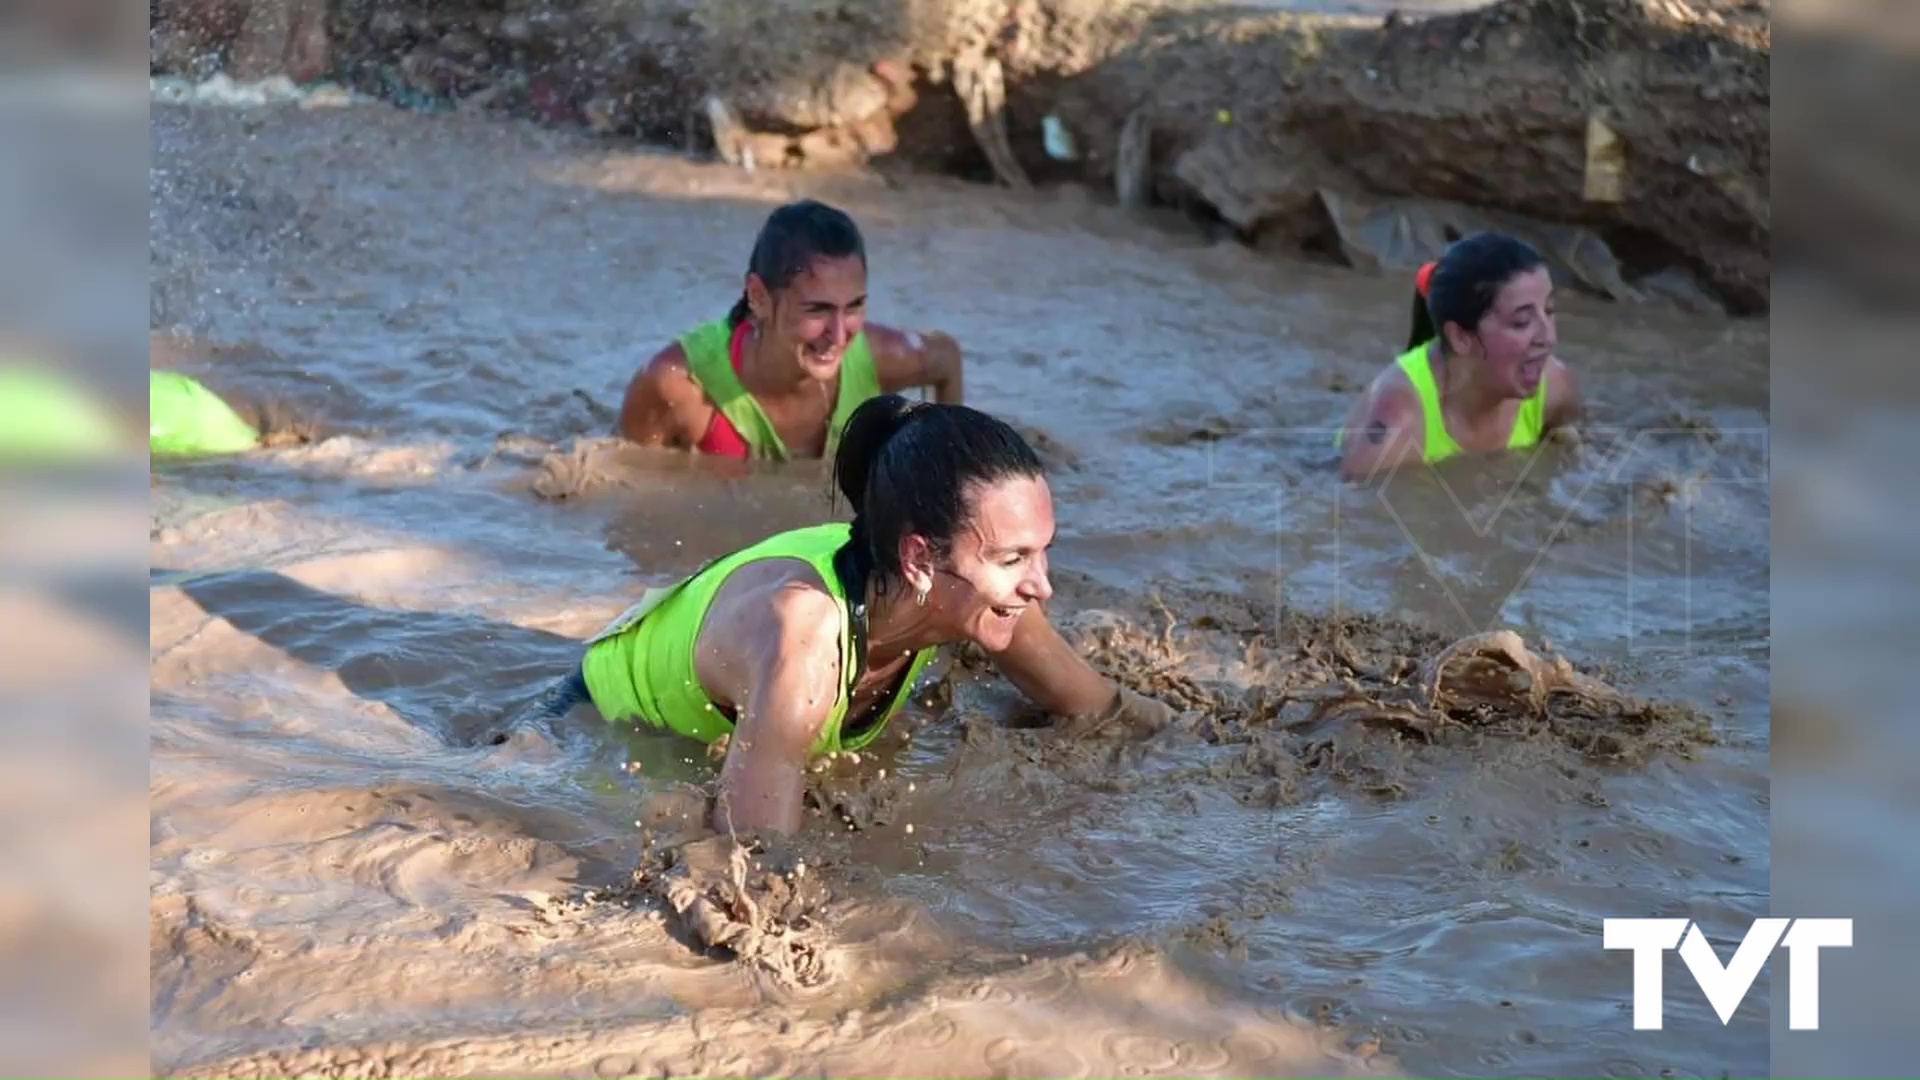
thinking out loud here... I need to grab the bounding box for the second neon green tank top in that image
[579,522,939,754]
[1396,342,1549,463]
[680,318,882,461]
[150,370,260,457]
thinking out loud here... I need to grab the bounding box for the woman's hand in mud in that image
[1055,685,1177,740]
[647,832,832,977]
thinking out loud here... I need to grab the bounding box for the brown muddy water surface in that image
[149,102,1768,1078]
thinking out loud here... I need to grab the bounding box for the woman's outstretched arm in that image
[991,605,1174,735]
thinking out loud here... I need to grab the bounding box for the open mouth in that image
[989,604,1023,621]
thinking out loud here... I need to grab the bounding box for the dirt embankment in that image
[151,0,1770,312]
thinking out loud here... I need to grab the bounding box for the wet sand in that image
[150,100,1769,1078]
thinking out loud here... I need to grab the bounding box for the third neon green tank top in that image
[679,318,881,461]
[1395,342,1549,463]
[150,370,261,457]
[579,522,939,754]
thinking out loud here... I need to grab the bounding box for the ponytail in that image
[835,393,924,518]
[1406,260,1438,352]
[1407,292,1436,353]
[727,292,751,329]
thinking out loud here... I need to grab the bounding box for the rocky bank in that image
[151,0,1770,312]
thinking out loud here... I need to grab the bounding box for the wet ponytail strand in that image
[1407,260,1438,352]
[1407,291,1435,353]
[834,393,923,576]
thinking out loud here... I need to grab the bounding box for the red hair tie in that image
[1415,261,1438,299]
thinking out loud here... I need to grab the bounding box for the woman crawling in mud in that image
[517,394,1174,833]
[615,198,965,462]
[1336,232,1582,480]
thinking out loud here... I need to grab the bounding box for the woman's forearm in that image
[994,607,1117,717]
[929,333,965,404]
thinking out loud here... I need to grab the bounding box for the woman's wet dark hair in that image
[833,394,1045,594]
[1407,232,1547,353]
[727,199,868,328]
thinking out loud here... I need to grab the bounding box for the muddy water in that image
[149,103,1769,1079]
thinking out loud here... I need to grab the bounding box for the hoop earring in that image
[915,586,928,607]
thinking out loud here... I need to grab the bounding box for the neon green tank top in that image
[150,370,260,457]
[680,318,881,461]
[579,522,939,754]
[1398,342,1549,463]
[1336,342,1550,463]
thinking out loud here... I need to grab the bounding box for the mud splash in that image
[614,602,1715,999]
[1072,608,1712,759]
[631,833,839,988]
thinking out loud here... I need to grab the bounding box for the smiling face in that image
[1445,265,1558,398]
[747,254,868,382]
[902,474,1056,653]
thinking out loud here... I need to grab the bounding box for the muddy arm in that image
[868,324,965,405]
[1545,358,1583,430]
[991,605,1174,738]
[1339,380,1424,482]
[710,588,842,835]
[988,604,1115,716]
[617,344,710,447]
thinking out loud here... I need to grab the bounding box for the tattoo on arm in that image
[1365,420,1389,446]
